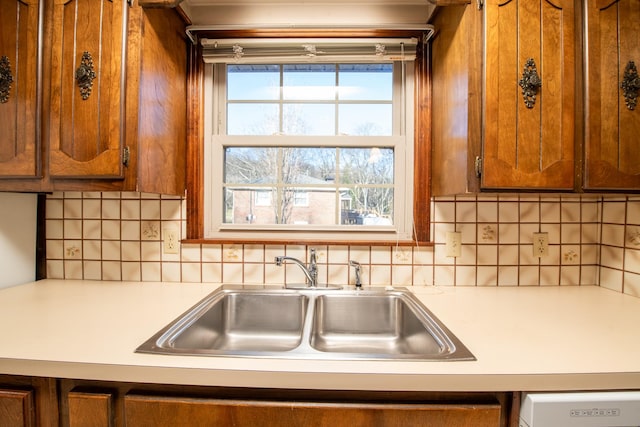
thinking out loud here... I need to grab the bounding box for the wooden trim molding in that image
[186,42,205,240]
[427,0,471,4]
[138,0,184,7]
[413,39,432,244]
[184,30,432,244]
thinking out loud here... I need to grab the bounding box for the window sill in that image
[182,238,434,247]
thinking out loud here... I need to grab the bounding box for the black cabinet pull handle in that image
[0,55,13,103]
[621,60,639,111]
[75,51,96,100]
[518,58,542,109]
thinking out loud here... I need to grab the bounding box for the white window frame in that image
[203,60,415,243]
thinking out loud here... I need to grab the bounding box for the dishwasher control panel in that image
[520,391,640,427]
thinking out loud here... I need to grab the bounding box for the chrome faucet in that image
[349,260,362,289]
[275,248,318,288]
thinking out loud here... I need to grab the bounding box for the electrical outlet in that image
[163,226,180,254]
[533,232,549,257]
[445,231,462,257]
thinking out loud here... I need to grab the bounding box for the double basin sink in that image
[136,286,475,361]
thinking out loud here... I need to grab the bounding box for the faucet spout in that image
[274,248,318,288]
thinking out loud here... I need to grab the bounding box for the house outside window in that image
[254,191,271,207]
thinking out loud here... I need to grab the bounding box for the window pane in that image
[281,148,336,184]
[224,147,277,184]
[281,187,336,225]
[283,104,335,135]
[222,146,396,227]
[215,61,409,234]
[224,186,339,225]
[227,104,279,135]
[225,188,278,224]
[349,188,394,225]
[227,65,280,100]
[283,64,336,100]
[338,64,393,101]
[338,104,392,136]
[339,148,394,184]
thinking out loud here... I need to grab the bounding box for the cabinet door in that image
[0,389,35,427]
[0,0,40,178]
[68,391,112,427]
[584,0,640,190]
[125,395,501,427]
[483,0,576,190]
[48,0,127,179]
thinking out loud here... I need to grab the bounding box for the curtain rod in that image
[201,37,420,47]
[186,24,435,45]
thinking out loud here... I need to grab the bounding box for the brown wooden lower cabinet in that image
[124,394,501,427]
[68,391,113,427]
[0,375,518,427]
[0,376,58,427]
[0,388,35,427]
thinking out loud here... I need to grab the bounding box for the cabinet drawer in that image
[124,394,501,427]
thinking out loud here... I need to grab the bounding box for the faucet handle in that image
[349,260,362,289]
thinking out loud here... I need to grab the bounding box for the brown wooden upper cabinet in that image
[482,0,576,190]
[431,0,579,196]
[584,0,640,190]
[431,0,578,195]
[431,0,640,194]
[0,0,187,195]
[48,0,127,180]
[0,0,40,179]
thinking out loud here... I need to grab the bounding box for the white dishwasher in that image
[519,391,640,427]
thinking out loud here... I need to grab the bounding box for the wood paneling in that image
[56,379,515,427]
[48,0,126,179]
[430,4,483,195]
[0,2,187,194]
[584,0,640,190]
[0,0,41,178]
[128,7,187,195]
[125,394,502,427]
[0,376,58,427]
[185,29,431,243]
[482,0,576,190]
[0,389,34,427]
[68,391,113,427]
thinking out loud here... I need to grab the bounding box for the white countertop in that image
[1,279,639,392]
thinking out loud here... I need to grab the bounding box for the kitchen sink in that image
[310,294,451,356]
[137,289,308,356]
[136,286,475,361]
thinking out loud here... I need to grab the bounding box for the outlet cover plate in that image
[533,232,549,257]
[445,231,462,257]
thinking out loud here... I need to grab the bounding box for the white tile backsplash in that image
[44,192,640,297]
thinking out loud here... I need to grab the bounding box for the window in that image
[198,36,427,243]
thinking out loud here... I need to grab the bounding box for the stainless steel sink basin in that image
[138,289,308,355]
[310,294,452,357]
[137,286,475,361]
